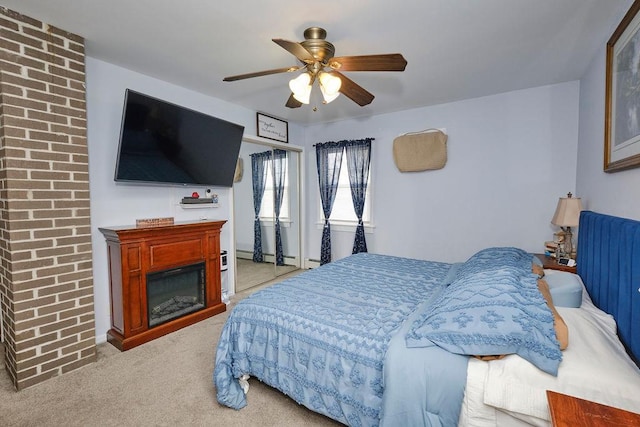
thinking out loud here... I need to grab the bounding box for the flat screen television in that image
[114,89,244,187]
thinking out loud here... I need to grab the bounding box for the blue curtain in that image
[315,142,344,265]
[250,151,270,262]
[344,138,372,254]
[272,149,287,266]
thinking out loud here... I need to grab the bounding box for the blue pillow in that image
[406,268,563,376]
[455,247,535,279]
[544,271,583,308]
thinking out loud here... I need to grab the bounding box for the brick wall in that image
[0,7,96,390]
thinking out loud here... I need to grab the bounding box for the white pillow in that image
[480,303,640,423]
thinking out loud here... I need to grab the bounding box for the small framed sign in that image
[257,112,288,143]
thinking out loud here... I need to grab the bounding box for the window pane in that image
[259,160,289,220]
[327,159,370,223]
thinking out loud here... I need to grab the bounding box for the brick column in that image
[0,7,96,390]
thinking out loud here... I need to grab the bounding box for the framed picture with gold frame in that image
[605,0,640,172]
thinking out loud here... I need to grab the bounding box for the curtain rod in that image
[312,137,375,147]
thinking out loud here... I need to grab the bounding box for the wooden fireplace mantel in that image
[99,220,227,350]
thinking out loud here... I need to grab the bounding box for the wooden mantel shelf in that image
[99,220,227,350]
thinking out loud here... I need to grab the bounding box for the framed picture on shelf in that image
[605,0,640,172]
[257,112,288,143]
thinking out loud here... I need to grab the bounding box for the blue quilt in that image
[214,253,468,426]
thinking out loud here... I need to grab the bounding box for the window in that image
[319,159,371,226]
[259,159,289,221]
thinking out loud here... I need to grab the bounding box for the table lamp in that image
[551,192,583,258]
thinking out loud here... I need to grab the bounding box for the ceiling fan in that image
[223,27,407,108]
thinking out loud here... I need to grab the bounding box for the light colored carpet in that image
[0,272,342,427]
[235,258,299,292]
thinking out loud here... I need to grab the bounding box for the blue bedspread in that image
[380,293,469,426]
[214,253,468,426]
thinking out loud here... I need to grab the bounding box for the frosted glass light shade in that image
[319,71,341,103]
[319,71,341,94]
[320,89,340,104]
[289,73,312,104]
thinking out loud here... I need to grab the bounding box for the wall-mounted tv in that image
[114,89,244,187]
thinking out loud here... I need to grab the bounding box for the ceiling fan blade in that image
[223,66,300,82]
[285,93,303,108]
[272,38,316,64]
[329,54,407,72]
[334,72,374,106]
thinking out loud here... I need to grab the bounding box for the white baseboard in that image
[304,259,320,269]
[96,333,108,345]
[236,250,299,267]
[236,250,254,260]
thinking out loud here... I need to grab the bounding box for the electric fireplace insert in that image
[146,262,206,328]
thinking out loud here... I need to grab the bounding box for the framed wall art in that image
[257,112,288,143]
[605,0,640,172]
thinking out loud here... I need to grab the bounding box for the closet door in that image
[233,140,301,292]
[233,141,276,292]
[274,149,300,277]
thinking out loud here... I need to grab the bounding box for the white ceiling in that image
[1,0,630,125]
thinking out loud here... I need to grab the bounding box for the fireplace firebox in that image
[147,262,206,327]
[99,220,226,350]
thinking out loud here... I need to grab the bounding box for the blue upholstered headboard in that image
[576,211,640,365]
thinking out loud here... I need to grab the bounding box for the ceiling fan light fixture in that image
[292,85,312,104]
[319,71,341,94]
[319,83,340,104]
[320,89,340,104]
[289,72,312,104]
[318,71,341,103]
[224,27,407,109]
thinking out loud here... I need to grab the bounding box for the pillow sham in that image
[472,277,569,361]
[455,247,537,280]
[406,267,563,376]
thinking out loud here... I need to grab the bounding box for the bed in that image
[214,210,640,426]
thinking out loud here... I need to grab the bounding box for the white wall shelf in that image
[179,203,218,209]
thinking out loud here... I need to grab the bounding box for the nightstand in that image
[547,390,640,426]
[535,253,577,274]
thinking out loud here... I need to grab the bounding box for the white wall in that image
[303,82,580,263]
[85,58,304,343]
[576,29,640,219]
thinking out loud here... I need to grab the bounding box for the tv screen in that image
[114,89,244,187]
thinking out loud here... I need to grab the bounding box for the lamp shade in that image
[551,193,583,227]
